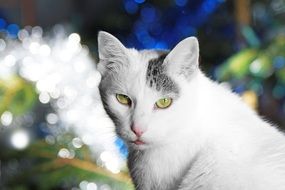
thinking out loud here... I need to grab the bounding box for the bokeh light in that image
[10,130,30,150]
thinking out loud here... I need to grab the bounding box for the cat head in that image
[97,31,200,150]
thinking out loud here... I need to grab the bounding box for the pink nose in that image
[131,124,144,137]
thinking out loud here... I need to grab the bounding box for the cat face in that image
[97,32,199,150]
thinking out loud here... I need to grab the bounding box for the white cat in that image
[97,31,285,190]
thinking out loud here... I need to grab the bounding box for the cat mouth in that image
[131,139,145,145]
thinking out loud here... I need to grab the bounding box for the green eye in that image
[116,94,131,106]
[155,98,172,109]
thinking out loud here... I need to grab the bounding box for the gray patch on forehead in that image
[146,52,179,95]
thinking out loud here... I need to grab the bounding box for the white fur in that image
[97,32,285,190]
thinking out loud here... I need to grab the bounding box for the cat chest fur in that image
[128,148,190,190]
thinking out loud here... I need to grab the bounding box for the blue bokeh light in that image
[134,0,145,4]
[273,84,285,99]
[7,24,20,38]
[234,84,246,94]
[115,137,128,158]
[154,41,168,49]
[273,56,285,69]
[124,0,139,14]
[141,6,156,23]
[123,0,224,49]
[0,18,6,29]
[202,0,217,13]
[175,0,188,7]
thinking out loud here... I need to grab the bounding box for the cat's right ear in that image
[97,31,127,75]
[164,37,199,79]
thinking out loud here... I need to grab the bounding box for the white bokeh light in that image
[86,182,97,190]
[58,148,70,158]
[79,180,89,190]
[0,39,6,51]
[1,111,13,126]
[68,33,81,44]
[4,54,16,67]
[100,151,121,174]
[39,44,51,56]
[0,26,125,173]
[11,130,30,150]
[39,92,50,104]
[72,137,83,148]
[46,113,58,124]
[29,42,40,54]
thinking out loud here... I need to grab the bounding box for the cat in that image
[97,31,285,190]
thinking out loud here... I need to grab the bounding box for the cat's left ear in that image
[164,37,199,78]
[97,31,126,60]
[97,31,127,75]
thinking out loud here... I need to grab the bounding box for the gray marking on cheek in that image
[146,52,179,95]
[99,76,124,134]
[99,85,118,125]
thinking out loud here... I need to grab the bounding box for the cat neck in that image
[128,140,198,190]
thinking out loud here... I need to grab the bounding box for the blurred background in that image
[0,0,285,189]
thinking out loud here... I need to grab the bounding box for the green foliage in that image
[217,34,285,82]
[3,138,134,190]
[217,48,258,80]
[0,76,37,116]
